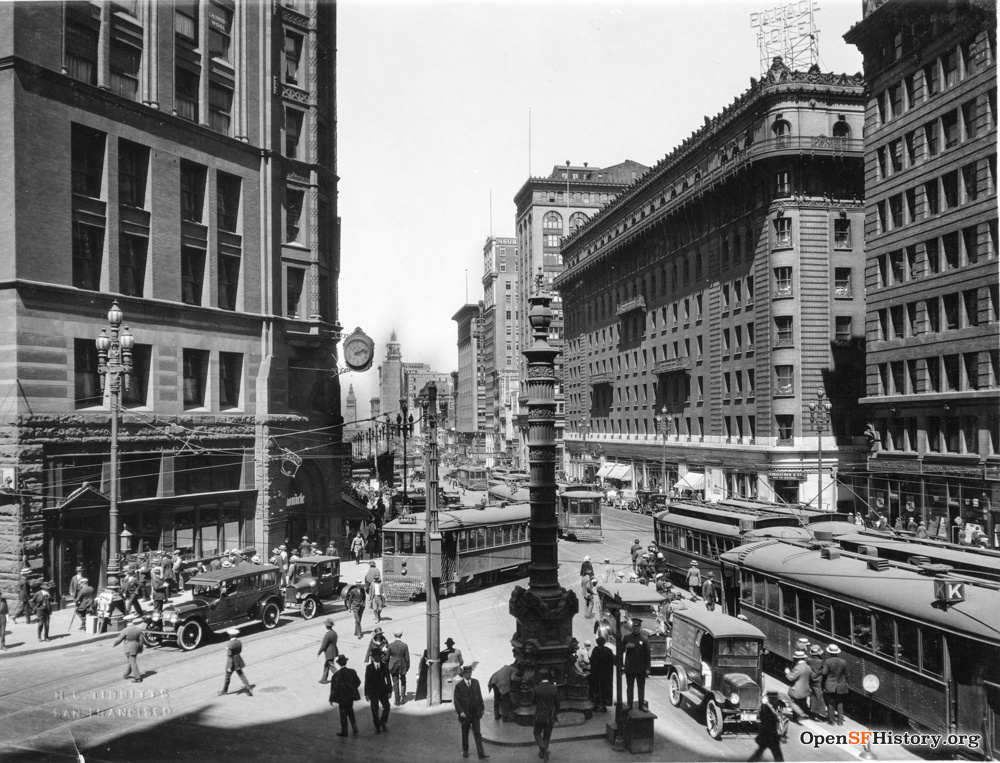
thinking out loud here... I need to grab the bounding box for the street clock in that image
[341,327,374,372]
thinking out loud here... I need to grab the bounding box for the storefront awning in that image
[674,472,706,492]
[341,492,374,522]
[596,463,614,479]
[608,464,633,481]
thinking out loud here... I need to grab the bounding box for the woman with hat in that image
[219,629,253,697]
[822,644,849,726]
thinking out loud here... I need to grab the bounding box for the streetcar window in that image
[752,574,765,609]
[401,533,413,554]
[833,603,851,640]
[874,613,896,659]
[740,571,753,602]
[780,584,796,620]
[852,609,873,650]
[814,600,831,634]
[921,629,943,676]
[383,533,395,555]
[525,524,530,541]
[502,526,511,545]
[765,579,779,613]
[798,591,814,628]
[486,527,496,546]
[579,500,593,515]
[468,530,478,551]
[415,532,426,554]
[476,528,486,548]
[678,531,688,551]
[896,618,919,668]
[458,531,468,552]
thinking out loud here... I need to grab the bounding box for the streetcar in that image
[557,485,604,541]
[488,483,530,505]
[834,532,1000,584]
[455,465,488,491]
[381,503,530,600]
[720,538,1000,755]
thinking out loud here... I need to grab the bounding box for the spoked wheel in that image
[261,602,280,629]
[668,672,683,707]
[706,699,724,740]
[178,620,203,651]
[301,597,319,620]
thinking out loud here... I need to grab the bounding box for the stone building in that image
[555,58,869,506]
[0,0,344,595]
[481,236,519,466]
[452,303,486,460]
[844,0,999,541]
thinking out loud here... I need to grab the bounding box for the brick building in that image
[0,0,345,595]
[844,0,999,542]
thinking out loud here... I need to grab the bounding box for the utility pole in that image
[423,383,442,705]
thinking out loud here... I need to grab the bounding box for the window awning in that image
[674,472,706,492]
[596,463,614,479]
[341,492,374,522]
[608,464,633,481]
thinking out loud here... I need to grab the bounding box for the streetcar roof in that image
[489,484,530,501]
[835,534,1000,569]
[186,564,281,584]
[654,513,744,536]
[382,503,532,531]
[744,521,860,541]
[596,582,666,606]
[674,609,766,640]
[722,540,1000,643]
[558,488,605,498]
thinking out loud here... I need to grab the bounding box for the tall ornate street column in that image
[508,273,587,724]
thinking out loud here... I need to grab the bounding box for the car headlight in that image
[296,592,304,600]
[729,692,740,705]
[310,580,317,588]
[168,612,178,623]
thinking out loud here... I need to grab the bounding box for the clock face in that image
[343,335,374,371]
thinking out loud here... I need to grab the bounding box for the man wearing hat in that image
[805,644,828,720]
[30,580,52,641]
[150,568,169,613]
[364,645,393,734]
[748,692,786,762]
[113,613,150,682]
[621,617,652,712]
[74,576,95,631]
[685,561,702,601]
[364,560,381,591]
[387,628,411,706]
[783,650,811,722]
[579,555,594,579]
[13,567,32,624]
[318,619,339,683]
[822,644,849,726]
[440,636,464,667]
[630,539,642,572]
[601,557,613,583]
[69,565,85,601]
[487,662,516,722]
[329,654,361,737]
[219,629,253,697]
[533,668,559,761]
[589,636,615,712]
[299,536,312,558]
[345,578,367,639]
[453,665,489,759]
[702,571,718,612]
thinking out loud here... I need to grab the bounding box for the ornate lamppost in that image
[809,391,833,514]
[654,406,674,492]
[95,301,134,588]
[390,399,414,509]
[421,383,443,704]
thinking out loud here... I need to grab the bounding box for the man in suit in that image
[74,577,95,631]
[30,582,52,642]
[150,568,169,613]
[346,579,366,639]
[364,654,392,734]
[621,618,652,712]
[218,629,253,697]
[329,654,361,737]
[532,669,560,761]
[453,665,490,760]
[387,629,411,706]
[748,692,786,762]
[69,565,85,601]
[805,644,828,720]
[822,644,849,726]
[318,619,339,683]
[13,568,32,624]
[113,613,150,682]
[588,636,615,712]
[783,650,811,722]
[702,572,718,612]
[123,567,144,617]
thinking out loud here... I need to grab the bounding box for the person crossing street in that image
[218,629,253,697]
[330,654,361,737]
[364,653,392,734]
[318,619,339,684]
[113,613,150,682]
[387,629,411,706]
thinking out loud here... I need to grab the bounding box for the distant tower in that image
[346,384,357,427]
[380,330,404,418]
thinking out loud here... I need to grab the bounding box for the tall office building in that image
[513,161,647,472]
[452,303,485,459]
[378,330,404,420]
[556,58,867,505]
[845,1,999,541]
[481,236,519,465]
[0,0,343,593]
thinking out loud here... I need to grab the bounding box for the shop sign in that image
[769,469,805,479]
[287,493,306,507]
[207,7,229,33]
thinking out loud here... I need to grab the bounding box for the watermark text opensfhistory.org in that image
[799,730,982,751]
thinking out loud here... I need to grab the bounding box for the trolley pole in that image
[809,392,832,513]
[423,382,442,705]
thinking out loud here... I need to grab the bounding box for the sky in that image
[336,0,865,418]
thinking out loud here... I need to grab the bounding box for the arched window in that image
[772,119,791,148]
[569,212,588,233]
[833,121,851,138]
[543,212,563,231]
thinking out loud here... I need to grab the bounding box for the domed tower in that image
[380,330,404,418]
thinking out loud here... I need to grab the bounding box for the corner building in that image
[844,0,1000,542]
[0,0,344,594]
[556,59,868,505]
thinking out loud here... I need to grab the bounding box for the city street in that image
[0,501,918,763]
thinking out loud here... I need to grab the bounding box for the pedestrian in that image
[533,669,560,761]
[351,532,365,565]
[150,568,168,613]
[440,636,464,667]
[75,576,95,631]
[579,555,594,579]
[160,554,175,596]
[0,591,7,650]
[601,557,613,583]
[685,561,702,601]
[113,612,149,683]
[325,540,337,557]
[582,575,595,619]
[415,649,429,701]
[702,571,718,612]
[69,565,85,601]
[907,516,918,533]
[318,618,339,684]
[364,652,392,734]
[123,567,144,617]
[487,663,517,722]
[916,521,928,538]
[367,519,378,558]
[218,629,253,697]
[747,693,786,762]
[346,579,366,639]
[364,626,389,665]
[369,578,385,624]
[172,551,185,590]
[822,644,849,726]
[805,645,828,720]
[630,540,642,572]
[13,567,31,624]
[453,665,490,760]
[279,544,290,584]
[387,629,411,706]
[364,559,380,591]
[621,617,651,711]
[893,516,904,533]
[783,650,811,722]
[30,581,52,642]
[330,654,361,737]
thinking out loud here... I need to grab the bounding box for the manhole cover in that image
[257,686,285,694]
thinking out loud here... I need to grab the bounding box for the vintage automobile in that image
[619,488,638,511]
[593,582,669,667]
[283,554,343,619]
[664,609,767,739]
[158,564,284,650]
[634,490,670,515]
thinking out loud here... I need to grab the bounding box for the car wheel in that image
[668,672,683,707]
[146,632,163,647]
[261,601,281,629]
[706,699,724,740]
[178,620,203,651]
[301,597,319,620]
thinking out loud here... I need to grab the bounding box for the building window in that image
[122,344,151,408]
[74,339,102,408]
[773,217,792,247]
[118,140,148,208]
[772,119,791,147]
[183,349,209,409]
[286,267,305,318]
[774,365,794,396]
[773,266,792,297]
[775,414,794,444]
[775,170,791,196]
[175,1,198,41]
[181,247,205,305]
[175,67,199,122]
[119,235,147,297]
[775,316,793,346]
[110,30,141,101]
[218,254,240,311]
[207,2,232,61]
[217,172,241,232]
[219,352,242,409]
[284,31,304,86]
[72,224,104,291]
[286,189,305,243]
[833,218,851,248]
[208,82,233,136]
[180,160,207,223]
[569,212,588,233]
[285,108,304,159]
[834,268,852,298]
[543,212,563,230]
[72,125,105,198]
[924,121,940,156]
[66,16,99,85]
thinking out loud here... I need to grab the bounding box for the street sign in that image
[934,579,966,604]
